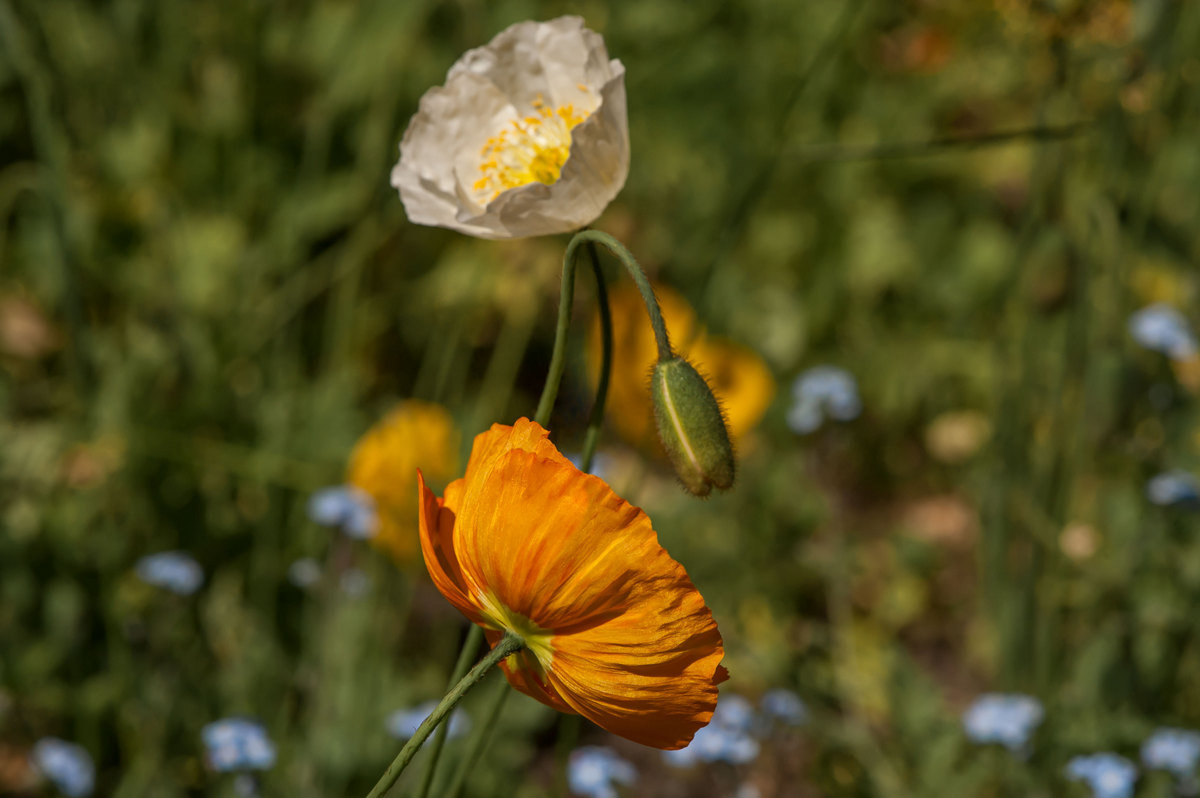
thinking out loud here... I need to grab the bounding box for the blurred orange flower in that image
[591,283,774,449]
[347,401,459,563]
[417,418,727,749]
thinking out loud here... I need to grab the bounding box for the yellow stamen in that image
[473,97,591,202]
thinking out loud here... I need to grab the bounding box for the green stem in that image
[440,676,511,798]
[579,242,611,473]
[534,230,669,430]
[412,625,484,798]
[365,633,523,798]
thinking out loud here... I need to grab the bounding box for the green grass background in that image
[3,0,1200,795]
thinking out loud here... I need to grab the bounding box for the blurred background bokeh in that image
[3,0,1200,795]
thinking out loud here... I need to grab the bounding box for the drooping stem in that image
[412,625,484,798]
[579,241,611,473]
[364,633,523,798]
[534,230,669,432]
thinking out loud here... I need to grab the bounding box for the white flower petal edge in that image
[391,16,629,240]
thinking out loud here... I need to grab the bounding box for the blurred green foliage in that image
[3,0,1200,795]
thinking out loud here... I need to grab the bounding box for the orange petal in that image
[547,613,727,749]
[459,418,566,490]
[417,471,485,627]
[447,425,726,748]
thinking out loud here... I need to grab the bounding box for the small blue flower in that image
[962,693,1043,751]
[135,551,204,595]
[1066,753,1138,798]
[1146,471,1200,507]
[1141,727,1200,778]
[386,701,470,741]
[759,689,807,727]
[307,486,377,539]
[663,694,761,768]
[568,746,636,798]
[287,558,322,589]
[202,719,276,772]
[31,738,94,797]
[788,366,861,434]
[1129,304,1197,361]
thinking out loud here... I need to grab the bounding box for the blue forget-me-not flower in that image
[568,746,636,798]
[1142,727,1200,780]
[1067,753,1139,798]
[202,718,276,772]
[1129,304,1197,361]
[788,366,862,434]
[135,551,204,595]
[1146,471,1200,507]
[962,693,1043,752]
[31,738,94,797]
[386,701,470,741]
[307,485,377,539]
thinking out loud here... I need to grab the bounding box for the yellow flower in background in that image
[346,401,460,563]
[590,283,774,449]
[391,16,629,240]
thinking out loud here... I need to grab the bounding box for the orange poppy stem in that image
[364,633,524,798]
[534,230,672,444]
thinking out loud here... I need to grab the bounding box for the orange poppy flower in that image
[417,418,727,749]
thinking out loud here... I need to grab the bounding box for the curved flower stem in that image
[441,677,511,798]
[534,230,670,432]
[579,242,611,472]
[412,625,484,798]
[365,633,523,798]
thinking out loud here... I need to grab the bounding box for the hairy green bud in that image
[651,357,735,497]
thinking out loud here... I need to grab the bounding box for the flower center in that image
[473,96,590,202]
[477,590,555,675]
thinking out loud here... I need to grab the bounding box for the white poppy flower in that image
[391,16,629,240]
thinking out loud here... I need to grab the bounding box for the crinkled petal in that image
[441,420,725,749]
[417,473,482,625]
[391,16,629,239]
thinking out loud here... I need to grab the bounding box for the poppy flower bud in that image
[651,357,735,496]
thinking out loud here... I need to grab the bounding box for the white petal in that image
[391,16,630,240]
